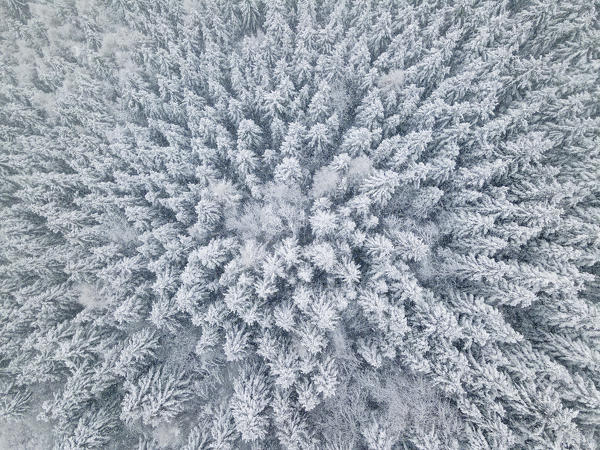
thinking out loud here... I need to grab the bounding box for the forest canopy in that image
[0,0,599,448]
